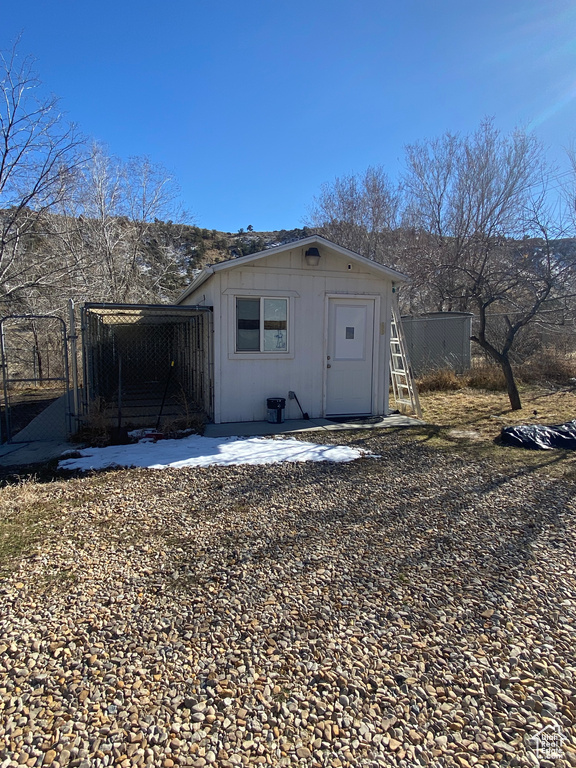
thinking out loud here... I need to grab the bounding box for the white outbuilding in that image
[177,235,408,424]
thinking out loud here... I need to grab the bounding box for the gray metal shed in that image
[401,312,473,376]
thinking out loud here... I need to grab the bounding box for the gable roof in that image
[176,234,408,304]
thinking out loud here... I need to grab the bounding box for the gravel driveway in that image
[1,432,575,768]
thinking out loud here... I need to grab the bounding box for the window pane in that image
[237,298,260,351]
[263,299,287,351]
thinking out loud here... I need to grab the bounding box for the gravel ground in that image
[0,432,575,768]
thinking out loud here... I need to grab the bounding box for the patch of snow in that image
[447,429,481,440]
[58,435,367,472]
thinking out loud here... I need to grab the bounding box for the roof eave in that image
[176,266,214,304]
[176,235,409,304]
[208,234,409,281]
[307,235,409,282]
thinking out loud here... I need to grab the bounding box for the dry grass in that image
[415,368,462,392]
[413,359,576,474]
[417,354,576,395]
[466,364,507,390]
[419,384,576,438]
[72,396,111,445]
[417,363,508,393]
[0,474,114,572]
[0,478,60,571]
[518,349,576,384]
[0,385,574,581]
[407,383,576,479]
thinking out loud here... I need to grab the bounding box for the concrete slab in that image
[0,409,423,467]
[204,414,423,438]
[9,394,71,442]
[0,393,78,467]
[0,440,78,467]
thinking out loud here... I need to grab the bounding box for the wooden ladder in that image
[389,291,422,418]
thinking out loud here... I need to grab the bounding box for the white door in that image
[325,298,375,415]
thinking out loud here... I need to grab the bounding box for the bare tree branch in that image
[0,39,84,309]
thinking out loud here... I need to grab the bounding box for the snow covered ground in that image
[58,434,367,471]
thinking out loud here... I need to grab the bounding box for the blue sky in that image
[3,0,576,231]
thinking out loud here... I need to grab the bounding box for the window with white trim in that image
[236,297,288,352]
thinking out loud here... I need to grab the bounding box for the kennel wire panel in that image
[81,304,213,429]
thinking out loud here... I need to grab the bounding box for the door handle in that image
[327,364,331,368]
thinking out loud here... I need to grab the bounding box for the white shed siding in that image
[181,245,394,423]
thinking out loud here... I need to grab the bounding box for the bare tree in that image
[403,119,565,410]
[306,166,402,264]
[0,39,83,310]
[56,143,187,303]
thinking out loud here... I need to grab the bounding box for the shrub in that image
[414,352,576,396]
[72,397,111,446]
[466,364,507,391]
[517,350,576,385]
[415,364,507,393]
[416,368,462,393]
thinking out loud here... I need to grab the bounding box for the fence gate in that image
[0,315,73,444]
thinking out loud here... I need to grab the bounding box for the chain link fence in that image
[401,310,576,377]
[470,313,576,364]
[81,304,213,436]
[0,315,71,443]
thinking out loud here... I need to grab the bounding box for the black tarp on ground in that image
[501,420,576,450]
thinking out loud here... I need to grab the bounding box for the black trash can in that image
[267,397,286,424]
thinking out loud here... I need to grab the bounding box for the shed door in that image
[325,298,374,416]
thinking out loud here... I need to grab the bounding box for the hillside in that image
[141,223,314,300]
[0,212,314,313]
[174,224,314,267]
[6,210,576,316]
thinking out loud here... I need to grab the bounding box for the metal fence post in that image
[68,299,80,434]
[0,320,11,443]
